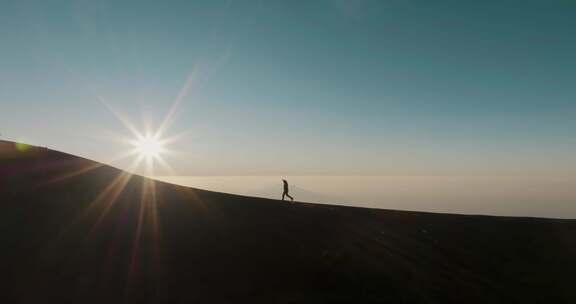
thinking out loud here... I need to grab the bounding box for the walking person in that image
[282,179,294,202]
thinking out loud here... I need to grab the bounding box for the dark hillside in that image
[1,141,575,303]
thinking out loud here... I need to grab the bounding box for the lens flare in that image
[134,135,164,159]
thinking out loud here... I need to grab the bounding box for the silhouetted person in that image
[282,179,294,202]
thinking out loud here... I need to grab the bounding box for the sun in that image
[102,100,187,175]
[125,131,174,175]
[134,135,164,159]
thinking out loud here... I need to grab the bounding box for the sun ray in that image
[87,172,134,233]
[85,154,146,233]
[38,148,141,187]
[158,130,192,146]
[101,98,143,140]
[155,156,176,176]
[156,66,200,140]
[36,161,105,188]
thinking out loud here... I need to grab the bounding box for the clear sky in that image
[2,0,575,176]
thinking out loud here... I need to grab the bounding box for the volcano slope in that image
[0,141,575,303]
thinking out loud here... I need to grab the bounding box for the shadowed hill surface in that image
[1,141,576,303]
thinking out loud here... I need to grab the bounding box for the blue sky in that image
[1,0,575,175]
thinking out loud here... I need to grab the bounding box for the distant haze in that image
[156,176,576,219]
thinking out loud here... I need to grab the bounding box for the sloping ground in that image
[1,141,575,303]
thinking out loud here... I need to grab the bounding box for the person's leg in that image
[282,192,286,201]
[287,193,294,201]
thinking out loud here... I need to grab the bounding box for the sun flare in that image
[122,129,176,176]
[102,96,188,176]
[134,135,164,159]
